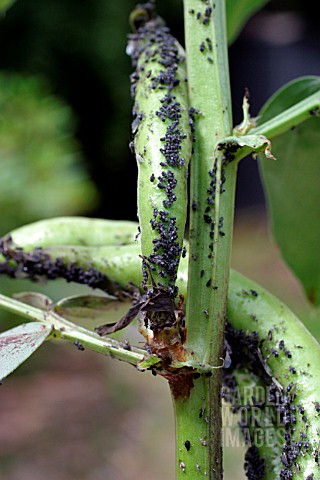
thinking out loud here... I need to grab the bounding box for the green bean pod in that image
[128,4,192,297]
[3,217,138,249]
[226,270,320,479]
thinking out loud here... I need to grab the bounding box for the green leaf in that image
[0,322,52,381]
[226,0,269,45]
[137,355,162,371]
[258,76,320,123]
[171,360,222,374]
[258,76,320,305]
[0,0,16,14]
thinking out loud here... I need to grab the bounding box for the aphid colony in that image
[223,322,320,480]
[128,1,192,302]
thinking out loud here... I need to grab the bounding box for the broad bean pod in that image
[226,270,320,479]
[3,217,138,250]
[128,4,192,297]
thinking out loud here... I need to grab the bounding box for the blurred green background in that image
[0,0,319,479]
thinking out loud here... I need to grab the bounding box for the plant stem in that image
[174,1,236,479]
[183,0,234,361]
[0,293,145,366]
[174,378,210,478]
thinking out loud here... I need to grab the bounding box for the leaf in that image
[0,322,52,381]
[96,287,175,336]
[258,76,320,123]
[258,76,320,305]
[226,0,269,45]
[218,134,275,161]
[171,360,223,373]
[54,294,124,321]
[0,0,16,14]
[137,355,162,371]
[13,291,53,310]
[95,301,142,336]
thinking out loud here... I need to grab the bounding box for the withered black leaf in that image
[96,288,175,336]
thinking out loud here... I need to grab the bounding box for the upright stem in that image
[174,1,236,479]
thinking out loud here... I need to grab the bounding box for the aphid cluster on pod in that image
[0,237,109,290]
[223,321,320,480]
[127,1,192,360]
[115,3,203,398]
[127,2,192,343]
[244,445,265,480]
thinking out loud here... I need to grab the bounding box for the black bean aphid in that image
[74,340,85,351]
[122,340,132,351]
[310,107,319,116]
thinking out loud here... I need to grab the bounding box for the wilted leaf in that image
[0,322,52,381]
[54,294,124,321]
[226,0,269,45]
[258,76,320,305]
[171,360,221,373]
[13,291,53,310]
[218,134,275,161]
[96,287,175,336]
[95,301,142,336]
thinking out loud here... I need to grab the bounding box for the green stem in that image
[177,1,235,479]
[174,378,210,478]
[183,0,234,360]
[0,293,145,366]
